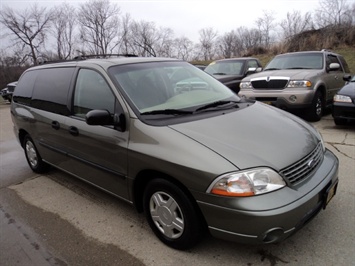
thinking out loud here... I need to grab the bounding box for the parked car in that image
[0,81,17,102]
[11,56,338,250]
[239,50,351,121]
[204,58,262,94]
[192,64,207,70]
[332,74,355,125]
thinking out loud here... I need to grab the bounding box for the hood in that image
[213,74,244,83]
[243,69,321,81]
[169,102,319,171]
[338,82,355,98]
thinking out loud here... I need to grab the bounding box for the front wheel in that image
[23,135,49,173]
[143,178,203,250]
[305,91,324,121]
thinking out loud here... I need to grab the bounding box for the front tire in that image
[306,91,324,121]
[143,178,203,250]
[23,135,49,173]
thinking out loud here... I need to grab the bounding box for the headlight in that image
[240,81,252,89]
[207,168,286,197]
[334,94,352,103]
[287,80,312,88]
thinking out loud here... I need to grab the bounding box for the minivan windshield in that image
[265,53,324,70]
[109,61,238,114]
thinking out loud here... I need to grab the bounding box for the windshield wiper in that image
[213,72,227,75]
[264,68,280,71]
[140,109,193,116]
[285,67,311,69]
[195,100,239,112]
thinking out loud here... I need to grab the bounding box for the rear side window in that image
[12,70,38,105]
[338,56,350,73]
[247,60,259,68]
[31,67,74,115]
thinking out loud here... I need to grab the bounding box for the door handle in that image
[69,126,79,136]
[51,121,60,130]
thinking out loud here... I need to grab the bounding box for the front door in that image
[65,68,129,200]
[325,54,345,103]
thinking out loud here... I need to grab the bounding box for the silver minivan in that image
[11,57,339,250]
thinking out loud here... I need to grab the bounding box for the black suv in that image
[204,58,262,94]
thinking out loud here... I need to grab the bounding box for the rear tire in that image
[23,135,49,173]
[143,178,203,250]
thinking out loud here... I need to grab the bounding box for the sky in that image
[0,0,325,43]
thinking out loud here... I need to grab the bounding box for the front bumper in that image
[332,102,355,121]
[239,89,314,110]
[196,149,339,244]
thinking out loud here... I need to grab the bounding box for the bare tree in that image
[77,0,120,55]
[280,11,313,40]
[0,4,53,65]
[235,27,261,52]
[198,27,218,61]
[175,37,194,61]
[155,27,175,57]
[255,11,275,48]
[129,20,159,56]
[217,31,239,58]
[52,3,77,59]
[314,0,351,27]
[118,13,134,54]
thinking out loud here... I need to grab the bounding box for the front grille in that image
[251,79,289,89]
[280,143,323,185]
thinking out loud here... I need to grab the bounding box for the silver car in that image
[239,50,350,121]
[11,57,339,250]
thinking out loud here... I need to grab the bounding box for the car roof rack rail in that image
[73,54,138,60]
[38,54,138,65]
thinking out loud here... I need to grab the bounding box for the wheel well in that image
[132,170,207,227]
[316,86,326,103]
[18,129,29,148]
[133,170,188,212]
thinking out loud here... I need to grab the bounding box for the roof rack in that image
[38,54,138,65]
[73,54,138,60]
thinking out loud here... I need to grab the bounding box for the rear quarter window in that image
[338,56,350,73]
[12,70,38,105]
[31,67,75,115]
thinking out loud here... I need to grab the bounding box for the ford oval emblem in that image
[307,159,316,169]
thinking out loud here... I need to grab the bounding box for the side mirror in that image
[86,109,113,126]
[246,67,262,75]
[343,74,352,82]
[85,109,126,132]
[114,113,126,132]
[328,63,340,72]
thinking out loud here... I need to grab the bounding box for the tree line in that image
[0,0,354,87]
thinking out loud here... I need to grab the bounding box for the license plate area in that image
[323,180,338,209]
